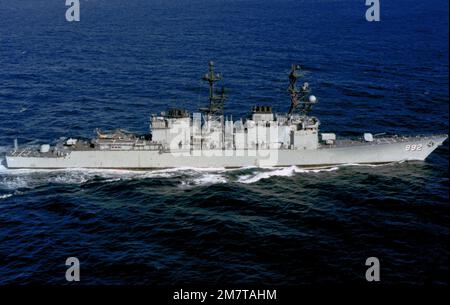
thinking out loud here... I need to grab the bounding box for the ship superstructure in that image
[150,62,321,152]
[4,62,447,169]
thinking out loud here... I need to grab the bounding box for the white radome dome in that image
[308,95,317,103]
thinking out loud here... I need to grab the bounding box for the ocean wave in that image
[0,193,13,200]
[0,165,232,190]
[181,173,228,187]
[0,160,404,190]
[237,165,340,184]
[0,190,24,200]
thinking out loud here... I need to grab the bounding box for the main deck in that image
[4,134,446,170]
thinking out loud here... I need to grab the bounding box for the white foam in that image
[237,165,340,184]
[47,173,90,185]
[238,166,297,184]
[0,189,24,199]
[0,194,12,200]
[191,173,227,185]
[0,165,233,190]
[295,166,339,173]
[0,160,397,189]
[0,176,31,190]
[101,178,123,183]
[235,162,404,184]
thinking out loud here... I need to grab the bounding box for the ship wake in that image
[0,153,400,198]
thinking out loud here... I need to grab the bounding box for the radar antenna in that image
[200,61,227,115]
[287,64,317,118]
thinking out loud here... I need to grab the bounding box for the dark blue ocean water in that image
[0,0,448,285]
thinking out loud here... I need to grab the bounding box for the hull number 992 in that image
[405,144,422,151]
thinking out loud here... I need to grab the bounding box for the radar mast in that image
[287,64,316,118]
[200,61,227,116]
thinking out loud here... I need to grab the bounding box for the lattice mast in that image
[200,61,227,115]
[287,64,316,118]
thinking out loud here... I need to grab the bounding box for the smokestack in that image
[14,138,18,151]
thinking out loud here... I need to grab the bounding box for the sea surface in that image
[0,0,448,285]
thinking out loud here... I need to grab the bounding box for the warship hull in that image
[5,64,446,170]
[5,135,447,169]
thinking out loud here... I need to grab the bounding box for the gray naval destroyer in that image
[5,62,447,169]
